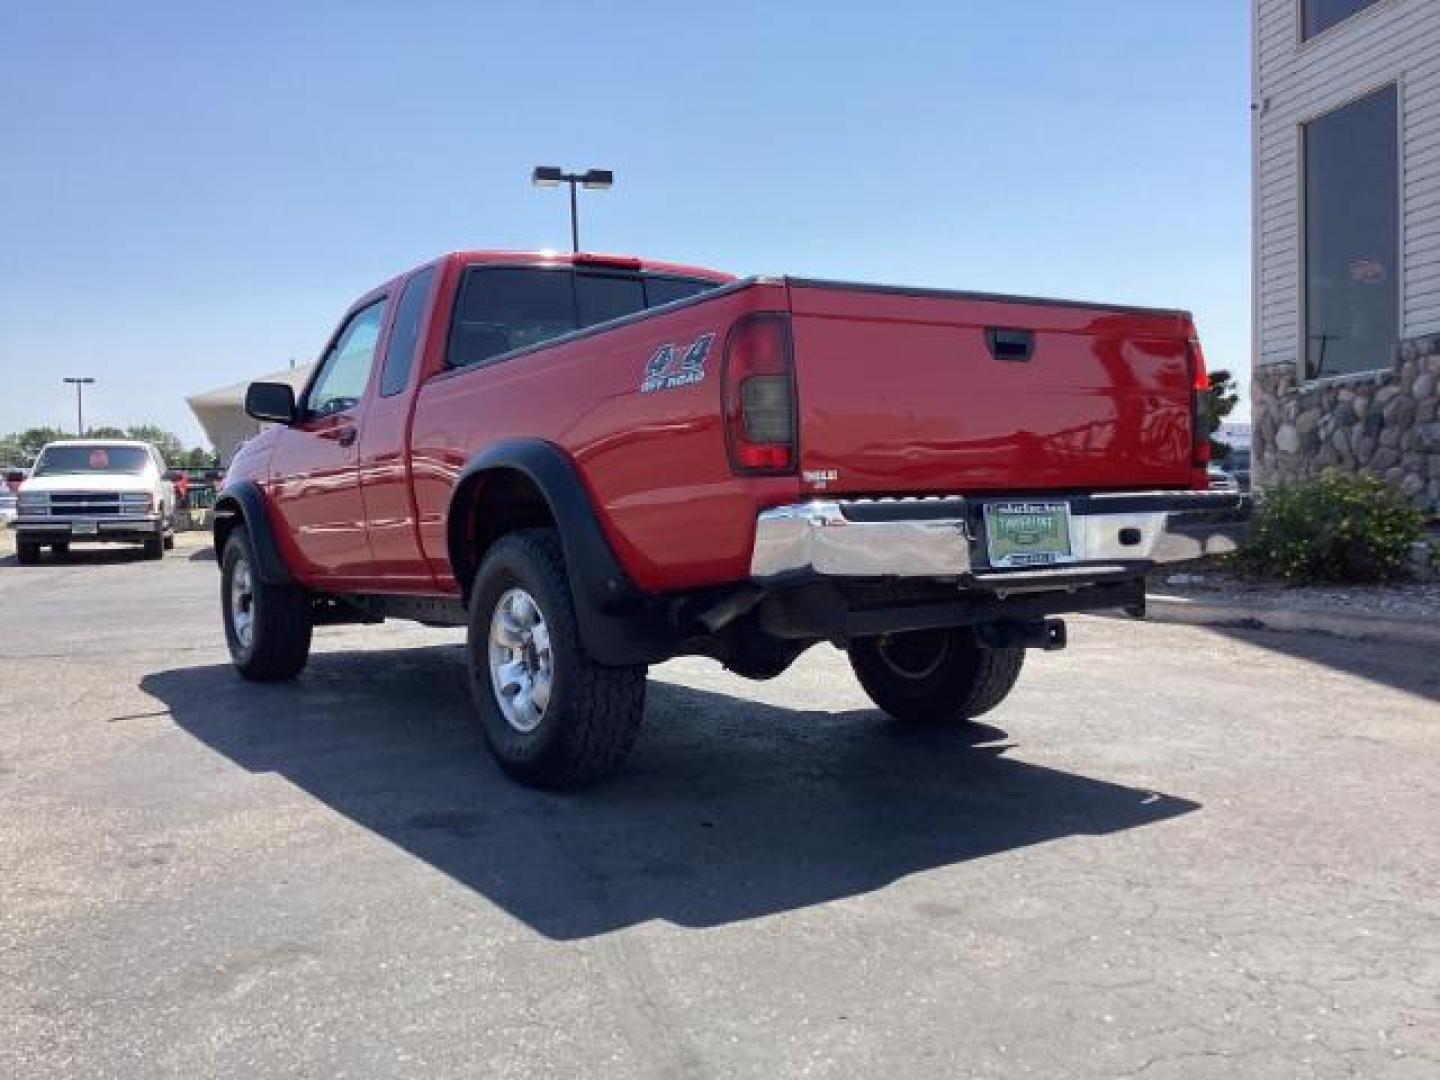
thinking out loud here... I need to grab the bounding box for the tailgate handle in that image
[985,328,1034,362]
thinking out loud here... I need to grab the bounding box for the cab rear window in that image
[446,266,719,368]
[33,445,152,476]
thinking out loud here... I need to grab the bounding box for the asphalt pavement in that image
[2,537,1437,1078]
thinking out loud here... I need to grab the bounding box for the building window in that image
[1302,0,1381,40]
[1303,85,1398,379]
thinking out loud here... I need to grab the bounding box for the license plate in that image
[71,521,98,536]
[983,502,1073,568]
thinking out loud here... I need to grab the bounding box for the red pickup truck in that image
[216,250,1238,787]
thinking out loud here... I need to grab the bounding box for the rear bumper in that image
[749,491,1245,585]
[15,515,163,543]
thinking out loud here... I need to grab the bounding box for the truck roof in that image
[41,439,154,449]
[439,250,734,284]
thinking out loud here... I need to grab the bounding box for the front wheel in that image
[849,627,1024,725]
[221,530,312,681]
[16,540,40,565]
[467,529,646,788]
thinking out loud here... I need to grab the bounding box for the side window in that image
[1302,0,1380,40]
[575,273,645,327]
[645,276,716,307]
[308,300,388,417]
[447,268,576,368]
[379,266,436,397]
[1302,85,1397,379]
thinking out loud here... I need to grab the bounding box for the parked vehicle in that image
[14,441,178,563]
[1207,463,1240,493]
[1222,446,1252,492]
[215,250,1240,787]
[0,487,16,525]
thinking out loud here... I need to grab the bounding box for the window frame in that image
[1296,79,1404,384]
[302,296,391,418]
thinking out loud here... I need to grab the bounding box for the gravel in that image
[1153,568,1440,619]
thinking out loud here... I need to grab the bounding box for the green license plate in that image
[71,521,98,536]
[984,502,1073,568]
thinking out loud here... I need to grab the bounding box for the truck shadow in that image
[141,646,1198,940]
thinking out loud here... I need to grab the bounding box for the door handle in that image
[985,327,1035,363]
[336,426,358,448]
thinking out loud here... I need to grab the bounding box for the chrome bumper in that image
[15,514,162,536]
[749,493,1244,582]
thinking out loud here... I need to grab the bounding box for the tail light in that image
[723,313,796,474]
[1187,337,1212,482]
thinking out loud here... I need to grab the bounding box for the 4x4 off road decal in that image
[640,333,714,393]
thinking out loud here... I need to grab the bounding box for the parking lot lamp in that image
[62,377,96,436]
[530,166,614,253]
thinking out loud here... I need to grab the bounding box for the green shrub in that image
[1234,470,1425,584]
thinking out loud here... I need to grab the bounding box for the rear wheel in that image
[16,540,40,565]
[50,542,70,556]
[142,528,164,560]
[849,627,1024,725]
[466,529,646,788]
[221,529,312,681]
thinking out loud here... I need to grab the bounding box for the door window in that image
[308,300,388,416]
[379,266,437,397]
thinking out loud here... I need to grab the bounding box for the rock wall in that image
[1252,333,1440,512]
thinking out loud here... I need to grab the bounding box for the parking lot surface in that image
[2,541,1438,1079]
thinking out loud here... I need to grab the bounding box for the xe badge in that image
[640,333,714,393]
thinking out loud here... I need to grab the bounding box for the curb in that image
[1142,593,1440,646]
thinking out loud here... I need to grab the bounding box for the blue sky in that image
[0,1,1251,446]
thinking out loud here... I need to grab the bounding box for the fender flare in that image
[447,439,670,665]
[212,480,295,586]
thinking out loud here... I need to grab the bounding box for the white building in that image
[187,363,315,466]
[1252,0,1440,510]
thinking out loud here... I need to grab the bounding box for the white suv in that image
[14,441,177,564]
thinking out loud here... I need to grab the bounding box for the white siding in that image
[1254,0,1440,370]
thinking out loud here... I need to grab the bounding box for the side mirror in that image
[245,381,297,424]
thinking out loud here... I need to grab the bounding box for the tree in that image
[0,423,217,470]
[178,446,219,469]
[1203,369,1240,461]
[122,424,187,464]
[0,426,70,466]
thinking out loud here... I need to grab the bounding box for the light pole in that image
[62,377,96,436]
[530,166,614,253]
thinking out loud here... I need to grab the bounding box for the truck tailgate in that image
[786,280,1198,495]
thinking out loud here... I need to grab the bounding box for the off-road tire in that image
[467,528,646,789]
[849,627,1024,725]
[221,529,312,681]
[16,541,40,565]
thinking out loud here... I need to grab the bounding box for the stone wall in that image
[1252,333,1440,512]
